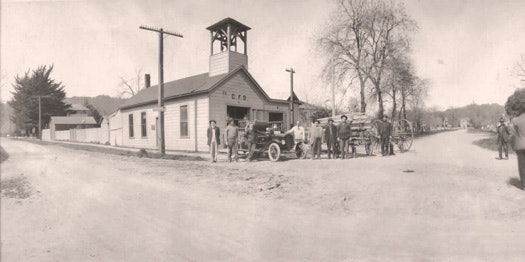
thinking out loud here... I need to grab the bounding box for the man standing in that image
[310,120,323,159]
[244,120,256,162]
[225,118,239,162]
[286,120,305,144]
[286,120,306,159]
[207,120,220,163]
[324,118,338,159]
[497,117,510,160]
[380,115,393,156]
[337,115,352,159]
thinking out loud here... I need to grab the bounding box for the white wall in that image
[164,96,209,152]
[121,105,158,149]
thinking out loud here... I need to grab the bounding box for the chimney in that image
[145,74,151,88]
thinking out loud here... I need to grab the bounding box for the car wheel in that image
[268,143,281,162]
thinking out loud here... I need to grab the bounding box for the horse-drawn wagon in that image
[318,113,414,155]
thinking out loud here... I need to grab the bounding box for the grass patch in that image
[472,131,515,155]
[1,176,32,199]
[18,139,204,161]
[0,146,8,163]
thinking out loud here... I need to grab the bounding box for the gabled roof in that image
[67,103,89,111]
[286,91,303,105]
[50,116,97,125]
[120,72,225,109]
[120,66,289,110]
[206,17,251,31]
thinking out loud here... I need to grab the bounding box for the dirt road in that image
[2,130,525,261]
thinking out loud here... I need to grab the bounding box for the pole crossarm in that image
[139,25,184,38]
[139,24,183,155]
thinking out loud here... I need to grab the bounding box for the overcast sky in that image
[2,0,525,109]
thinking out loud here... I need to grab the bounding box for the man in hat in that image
[324,118,338,159]
[497,117,510,160]
[310,119,323,159]
[337,115,352,159]
[225,118,239,162]
[244,119,257,162]
[380,115,393,156]
[207,120,221,163]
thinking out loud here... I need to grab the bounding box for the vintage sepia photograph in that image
[1,0,525,261]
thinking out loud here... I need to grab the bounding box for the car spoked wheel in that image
[268,143,281,162]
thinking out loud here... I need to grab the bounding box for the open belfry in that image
[111,18,301,152]
[208,18,250,76]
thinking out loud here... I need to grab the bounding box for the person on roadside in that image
[497,117,510,160]
[337,115,352,159]
[508,89,525,190]
[286,120,307,159]
[324,118,338,159]
[380,115,393,156]
[207,120,220,163]
[244,120,257,162]
[310,120,323,160]
[286,120,305,144]
[225,118,239,162]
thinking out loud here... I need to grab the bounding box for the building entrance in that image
[227,106,250,128]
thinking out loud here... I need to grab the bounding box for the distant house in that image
[109,18,301,152]
[48,116,97,140]
[460,118,470,129]
[66,103,89,116]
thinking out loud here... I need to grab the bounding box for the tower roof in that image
[206,17,251,31]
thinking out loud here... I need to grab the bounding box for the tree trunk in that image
[359,77,367,113]
[391,85,397,120]
[375,81,384,119]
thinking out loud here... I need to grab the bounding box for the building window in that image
[180,105,188,137]
[141,112,147,137]
[128,114,134,138]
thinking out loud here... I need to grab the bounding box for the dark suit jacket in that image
[324,125,338,145]
[207,127,220,145]
[380,121,392,138]
[497,124,510,143]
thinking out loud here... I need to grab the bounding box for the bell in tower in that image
[207,18,251,77]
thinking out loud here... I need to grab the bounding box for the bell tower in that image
[207,18,251,77]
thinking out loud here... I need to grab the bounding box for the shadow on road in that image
[506,177,523,190]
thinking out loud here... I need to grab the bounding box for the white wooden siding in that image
[209,71,290,132]
[209,52,229,77]
[121,105,158,149]
[209,51,247,77]
[229,51,248,71]
[164,96,209,152]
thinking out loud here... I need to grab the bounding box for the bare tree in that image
[319,0,416,118]
[363,1,416,119]
[513,54,525,83]
[118,69,143,98]
[319,0,373,113]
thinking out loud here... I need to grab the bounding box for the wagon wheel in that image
[393,119,414,152]
[368,120,382,156]
[268,143,281,162]
[295,142,306,159]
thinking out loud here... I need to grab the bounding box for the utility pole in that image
[140,25,183,155]
[33,95,50,140]
[285,68,295,128]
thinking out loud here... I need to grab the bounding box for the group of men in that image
[206,114,396,163]
[292,114,395,160]
[206,118,257,163]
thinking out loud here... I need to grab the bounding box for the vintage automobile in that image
[237,121,304,161]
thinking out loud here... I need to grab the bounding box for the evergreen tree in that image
[9,65,69,135]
